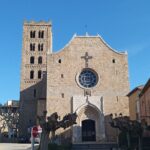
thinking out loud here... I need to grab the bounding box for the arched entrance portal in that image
[72,102,105,143]
[82,119,96,141]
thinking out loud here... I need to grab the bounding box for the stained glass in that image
[79,69,98,88]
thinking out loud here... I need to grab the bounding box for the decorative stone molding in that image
[72,95,105,143]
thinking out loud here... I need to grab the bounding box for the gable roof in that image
[139,78,150,97]
[127,85,144,97]
[52,33,127,55]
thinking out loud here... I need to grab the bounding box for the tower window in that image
[33,89,36,97]
[38,31,44,38]
[30,56,34,64]
[30,70,34,79]
[38,43,43,51]
[30,43,35,51]
[30,31,36,38]
[61,74,64,78]
[38,56,42,64]
[38,70,42,79]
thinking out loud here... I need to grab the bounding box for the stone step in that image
[72,143,117,150]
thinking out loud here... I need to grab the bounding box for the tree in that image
[109,114,144,150]
[0,105,19,139]
[37,111,77,150]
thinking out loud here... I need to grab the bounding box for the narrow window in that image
[38,43,43,51]
[38,44,40,51]
[30,31,32,38]
[61,93,64,98]
[33,43,35,51]
[58,59,61,63]
[38,31,44,38]
[41,44,43,51]
[34,89,36,97]
[33,31,35,38]
[38,70,42,79]
[30,31,36,38]
[30,43,35,51]
[30,43,32,51]
[112,59,115,63]
[116,96,119,102]
[61,74,64,78]
[30,56,34,64]
[41,31,44,38]
[30,70,34,79]
[38,56,42,64]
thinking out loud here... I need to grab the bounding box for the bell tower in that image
[19,21,52,136]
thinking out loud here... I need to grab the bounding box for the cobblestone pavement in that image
[0,143,39,150]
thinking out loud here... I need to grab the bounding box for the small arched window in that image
[112,59,116,63]
[38,70,42,79]
[38,31,44,38]
[41,44,43,51]
[30,70,34,79]
[41,31,44,38]
[38,43,43,51]
[30,31,36,38]
[58,59,61,63]
[38,56,42,64]
[30,31,32,38]
[30,56,34,64]
[30,43,35,51]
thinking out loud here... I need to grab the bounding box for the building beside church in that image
[0,100,19,139]
[19,21,129,143]
[127,85,143,121]
[139,79,150,126]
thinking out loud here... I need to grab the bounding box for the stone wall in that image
[19,21,52,136]
[46,35,130,142]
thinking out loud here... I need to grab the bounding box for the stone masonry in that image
[46,35,130,143]
[20,21,130,143]
[19,21,52,136]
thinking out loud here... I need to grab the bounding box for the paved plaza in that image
[0,143,39,150]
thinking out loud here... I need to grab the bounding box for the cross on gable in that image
[81,52,92,68]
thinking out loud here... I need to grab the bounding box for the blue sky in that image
[0,0,150,104]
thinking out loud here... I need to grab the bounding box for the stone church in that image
[19,21,129,143]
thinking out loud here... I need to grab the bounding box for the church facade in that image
[19,21,129,143]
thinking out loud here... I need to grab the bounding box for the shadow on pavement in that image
[26,144,39,150]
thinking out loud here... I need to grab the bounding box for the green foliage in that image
[119,132,127,147]
[48,143,72,150]
[48,143,58,150]
[119,132,139,149]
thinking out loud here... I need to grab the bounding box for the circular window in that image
[78,69,98,88]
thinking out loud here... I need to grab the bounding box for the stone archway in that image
[72,103,105,143]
